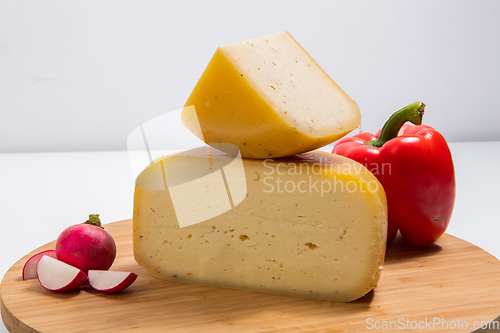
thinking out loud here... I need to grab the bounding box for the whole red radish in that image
[56,214,116,273]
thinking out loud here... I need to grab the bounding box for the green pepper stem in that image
[365,102,426,148]
[85,214,102,227]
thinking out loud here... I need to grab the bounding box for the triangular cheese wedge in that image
[182,31,361,159]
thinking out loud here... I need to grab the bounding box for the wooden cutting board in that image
[2,220,500,333]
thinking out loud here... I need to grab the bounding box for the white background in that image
[1,1,500,332]
[1,0,500,153]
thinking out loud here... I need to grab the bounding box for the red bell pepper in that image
[332,102,456,246]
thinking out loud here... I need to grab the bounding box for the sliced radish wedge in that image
[88,270,138,293]
[22,250,57,280]
[37,255,87,292]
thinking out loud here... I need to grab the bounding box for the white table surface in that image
[1,141,499,332]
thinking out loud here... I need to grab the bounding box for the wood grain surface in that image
[2,220,500,333]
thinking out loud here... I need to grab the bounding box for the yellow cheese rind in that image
[133,148,387,302]
[183,31,361,159]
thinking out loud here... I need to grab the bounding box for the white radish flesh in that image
[88,270,137,293]
[37,255,87,292]
[23,250,57,280]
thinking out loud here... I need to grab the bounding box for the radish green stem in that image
[85,214,102,227]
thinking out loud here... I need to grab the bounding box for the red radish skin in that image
[22,250,57,280]
[56,214,116,273]
[37,255,88,292]
[88,270,138,293]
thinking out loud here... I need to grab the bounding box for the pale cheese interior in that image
[183,31,361,159]
[221,31,359,138]
[133,148,387,302]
